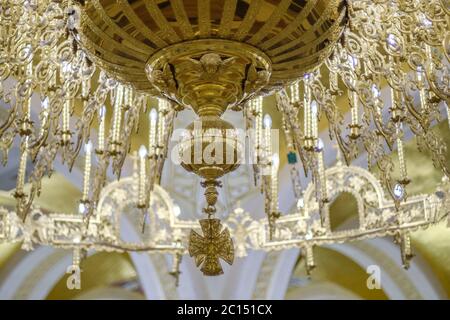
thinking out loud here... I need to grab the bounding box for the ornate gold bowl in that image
[76,0,347,108]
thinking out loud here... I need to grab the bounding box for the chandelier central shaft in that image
[145,40,272,275]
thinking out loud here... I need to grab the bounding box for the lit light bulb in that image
[99,105,106,118]
[139,145,147,158]
[272,153,279,169]
[78,203,86,215]
[173,204,181,217]
[263,114,272,129]
[316,138,324,152]
[150,108,158,121]
[311,100,318,116]
[84,140,92,153]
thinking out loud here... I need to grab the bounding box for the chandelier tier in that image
[0,0,449,277]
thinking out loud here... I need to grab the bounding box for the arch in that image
[0,246,69,299]
[254,239,445,300]
[303,162,385,235]
[221,250,267,299]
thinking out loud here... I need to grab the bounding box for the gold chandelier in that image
[0,0,449,277]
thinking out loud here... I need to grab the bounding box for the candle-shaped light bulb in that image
[271,153,279,212]
[263,114,272,129]
[125,86,133,108]
[272,153,279,169]
[397,137,407,180]
[311,100,318,116]
[263,114,272,160]
[40,97,49,136]
[351,91,359,125]
[396,124,408,183]
[112,85,124,142]
[316,141,327,202]
[82,140,92,201]
[148,108,158,157]
[138,145,147,207]
[16,137,29,195]
[98,105,106,152]
[150,108,158,122]
[252,98,263,163]
[22,62,32,122]
[62,99,71,141]
[304,79,312,138]
[25,61,32,116]
[290,81,300,104]
[311,100,318,139]
[157,102,165,152]
[84,140,93,153]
